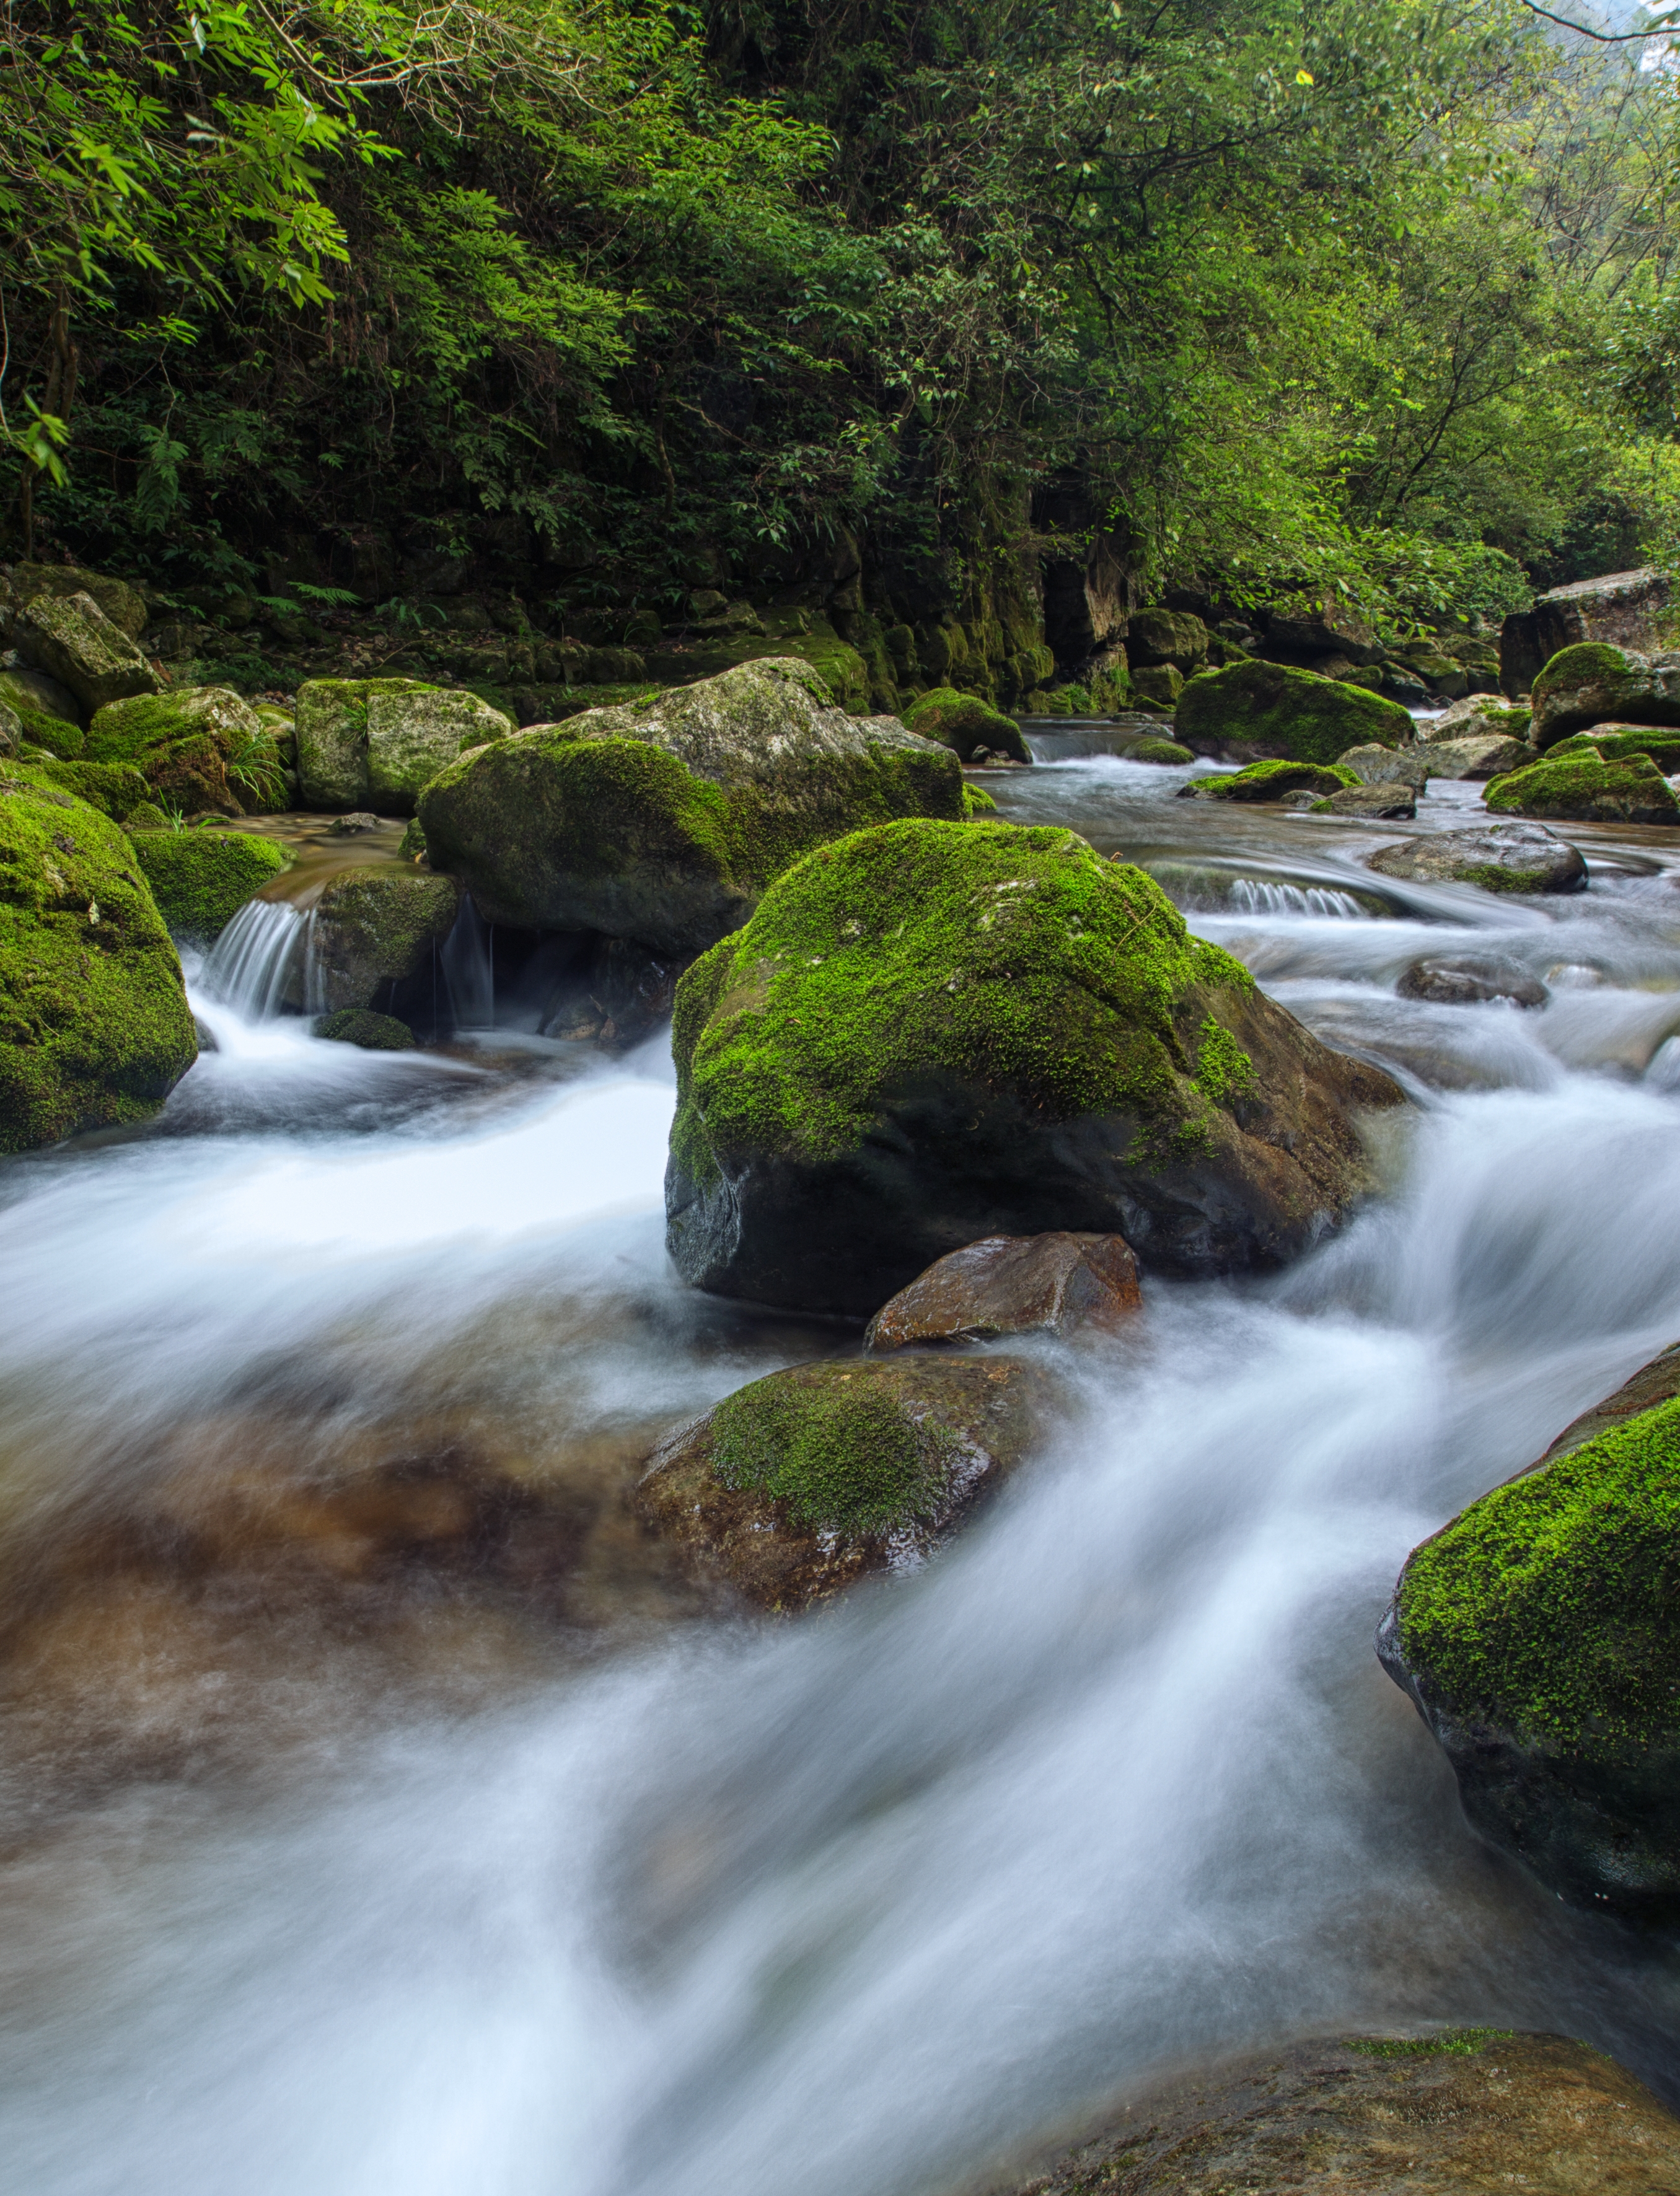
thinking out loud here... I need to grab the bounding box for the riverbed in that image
[3,735,1679,2194]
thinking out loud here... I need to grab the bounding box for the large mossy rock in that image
[1366,821,1586,895]
[6,562,148,638]
[1528,642,1680,749]
[1176,659,1414,763]
[294,677,511,812]
[0,666,87,754]
[1379,1366,1680,1918]
[1483,750,1680,827]
[15,755,151,822]
[2,591,162,716]
[1126,607,1208,669]
[666,819,1405,1314]
[1002,2029,1680,2195]
[296,869,461,1012]
[87,686,262,817]
[131,830,293,944]
[1178,758,1357,804]
[0,778,196,1151]
[634,1354,1055,1612]
[902,686,1030,764]
[418,657,965,956]
[1547,724,1680,771]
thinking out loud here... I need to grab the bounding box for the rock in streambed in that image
[634,1353,1057,1612]
[666,819,1405,1315]
[1366,821,1586,895]
[1379,1348,1680,1918]
[865,1232,1141,1350]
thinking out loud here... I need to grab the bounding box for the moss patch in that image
[315,1007,415,1050]
[1483,752,1679,823]
[711,1366,950,1534]
[131,830,293,942]
[671,818,1256,1185]
[1177,659,1412,763]
[1548,728,1680,770]
[1346,2030,1517,2060]
[17,756,151,820]
[0,779,196,1151]
[962,783,999,815]
[12,710,84,758]
[1188,758,1358,802]
[1132,738,1194,763]
[905,687,1029,763]
[1396,1395,1680,1749]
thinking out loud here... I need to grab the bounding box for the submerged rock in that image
[1528,640,1680,748]
[1176,659,1412,764]
[904,686,1031,765]
[130,829,293,944]
[1178,758,1357,803]
[1396,954,1548,1008]
[2,590,162,715]
[633,1354,1056,1611]
[0,777,196,1151]
[301,869,461,1012]
[1379,1361,1680,1918]
[666,820,1405,1314]
[1366,821,1586,895]
[1483,749,1680,826]
[999,2029,1680,2195]
[1309,783,1417,820]
[315,1007,416,1050]
[864,1232,1141,1350]
[418,657,965,956]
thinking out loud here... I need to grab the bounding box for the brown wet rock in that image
[634,1355,1058,1612]
[865,1233,1141,1351]
[996,2029,1680,2195]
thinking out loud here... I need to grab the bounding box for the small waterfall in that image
[440,898,495,1029]
[201,900,312,1018]
[1228,878,1372,920]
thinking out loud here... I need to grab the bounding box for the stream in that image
[4,732,1680,2194]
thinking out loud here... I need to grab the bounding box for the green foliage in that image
[1396,1396,1680,1748]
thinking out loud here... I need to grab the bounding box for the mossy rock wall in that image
[0,778,197,1151]
[131,830,294,943]
[666,817,1406,1312]
[1177,659,1414,763]
[418,657,966,955]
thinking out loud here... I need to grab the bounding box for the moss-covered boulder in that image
[633,1355,1056,1611]
[131,830,293,944]
[1482,751,1680,826]
[295,678,436,810]
[1130,663,1183,709]
[1528,642,1680,750]
[1127,608,1208,670]
[86,686,265,817]
[0,777,196,1151]
[1178,759,1358,804]
[315,1007,416,1050]
[1546,724,1680,772]
[15,756,151,821]
[297,869,461,1012]
[7,562,147,638]
[1177,659,1414,763]
[666,819,1405,1313]
[1366,821,1586,895]
[1131,737,1194,764]
[366,687,514,814]
[2,591,162,715]
[0,666,82,730]
[902,687,1030,764]
[1379,1366,1680,1917]
[418,657,966,957]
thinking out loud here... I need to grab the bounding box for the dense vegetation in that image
[4,0,1680,630]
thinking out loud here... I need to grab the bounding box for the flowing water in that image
[4,743,1680,2193]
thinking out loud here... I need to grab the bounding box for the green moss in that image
[905,686,1029,763]
[1132,739,1195,763]
[710,1367,950,1534]
[15,757,151,820]
[1177,659,1413,763]
[1483,752,1679,821]
[1396,1395,1680,1749]
[1345,2030,1516,2059]
[1194,1017,1257,1104]
[1548,728,1680,770]
[0,779,197,1151]
[397,815,428,859]
[1192,758,1359,801]
[1532,641,1634,696]
[131,830,293,942]
[13,708,84,758]
[671,818,1256,1187]
[962,783,999,815]
[1456,863,1558,895]
[315,1007,416,1050]
[125,802,172,832]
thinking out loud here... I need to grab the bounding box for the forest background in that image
[5,0,1680,646]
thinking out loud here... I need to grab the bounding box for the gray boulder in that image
[1335,743,1430,789]
[1308,783,1416,820]
[1412,733,1533,781]
[1528,642,1680,749]
[295,678,514,812]
[1366,822,1586,895]
[1397,955,1548,1008]
[4,591,162,714]
[6,562,148,638]
[418,657,965,955]
[1500,567,1671,696]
